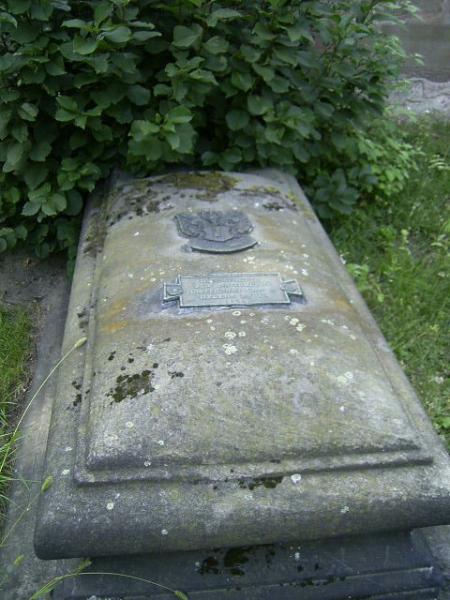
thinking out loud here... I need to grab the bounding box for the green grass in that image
[0,305,31,521]
[327,117,450,448]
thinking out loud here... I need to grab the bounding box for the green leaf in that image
[252,23,275,41]
[174,591,189,600]
[240,45,262,63]
[94,2,112,24]
[207,8,241,27]
[11,122,27,143]
[297,51,316,69]
[247,95,273,116]
[230,71,253,92]
[167,106,192,124]
[18,102,38,122]
[273,46,298,66]
[0,109,12,139]
[127,85,151,106]
[21,201,41,216]
[268,75,290,93]
[46,56,66,76]
[3,143,24,172]
[132,30,161,42]
[0,12,18,27]
[102,26,132,44]
[73,36,98,55]
[15,224,27,240]
[204,36,228,55]
[172,24,202,49]
[30,141,52,162]
[6,0,30,15]
[51,193,67,212]
[62,18,87,29]
[24,164,48,190]
[226,110,249,131]
[285,24,314,43]
[66,190,83,215]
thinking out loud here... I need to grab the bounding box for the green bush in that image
[0,0,415,259]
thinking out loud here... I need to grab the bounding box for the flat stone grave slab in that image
[34,169,450,561]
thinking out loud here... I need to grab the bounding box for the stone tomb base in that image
[54,531,443,599]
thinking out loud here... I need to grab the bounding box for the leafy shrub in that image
[0,0,415,258]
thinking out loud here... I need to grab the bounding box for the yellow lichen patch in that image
[101,320,130,335]
[103,299,129,321]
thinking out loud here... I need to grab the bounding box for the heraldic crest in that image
[174,210,257,253]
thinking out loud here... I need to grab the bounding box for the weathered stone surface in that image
[55,531,444,599]
[390,77,450,115]
[34,170,450,559]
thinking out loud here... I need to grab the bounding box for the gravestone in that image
[13,170,450,597]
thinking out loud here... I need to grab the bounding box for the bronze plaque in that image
[163,273,303,307]
[175,210,257,253]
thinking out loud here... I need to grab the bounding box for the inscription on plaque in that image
[175,210,257,253]
[163,273,304,308]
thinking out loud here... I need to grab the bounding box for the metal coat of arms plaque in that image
[174,210,257,253]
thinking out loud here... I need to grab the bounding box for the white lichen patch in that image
[296,323,306,332]
[210,326,216,331]
[61,469,70,476]
[134,231,140,236]
[127,273,134,279]
[301,268,309,276]
[106,502,114,511]
[340,406,346,413]
[157,439,165,446]
[125,421,134,429]
[64,446,72,452]
[161,528,168,536]
[207,319,213,324]
[290,473,302,484]
[321,318,335,326]
[294,551,301,561]
[289,318,299,325]
[232,310,241,316]
[144,460,152,467]
[289,349,299,355]
[224,331,237,340]
[223,344,238,355]
[340,506,350,514]
[238,331,246,337]
[337,371,354,385]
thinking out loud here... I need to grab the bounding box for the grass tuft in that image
[0,305,32,522]
[328,116,450,448]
